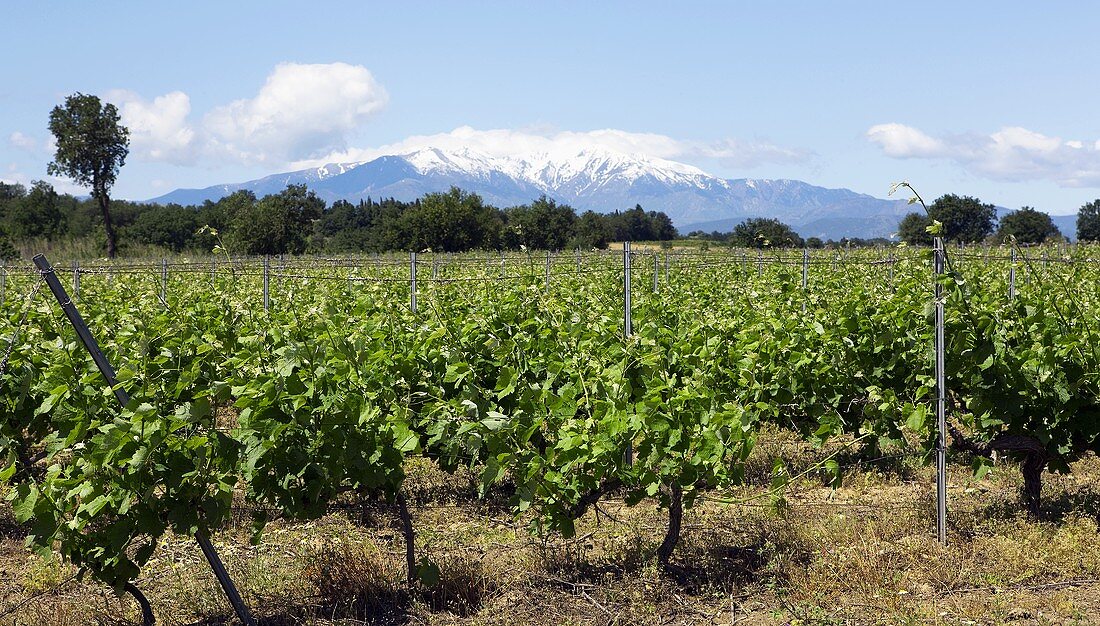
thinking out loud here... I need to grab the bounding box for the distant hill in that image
[150,147,1051,241]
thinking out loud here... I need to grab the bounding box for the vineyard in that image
[3,244,1100,625]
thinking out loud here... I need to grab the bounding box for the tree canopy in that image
[926,194,997,243]
[730,217,803,248]
[47,93,129,257]
[1077,199,1100,242]
[996,207,1061,244]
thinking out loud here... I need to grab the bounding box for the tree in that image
[730,218,803,248]
[4,181,65,241]
[128,204,198,251]
[400,187,500,252]
[1077,199,1100,242]
[571,211,613,249]
[926,194,996,243]
[48,93,130,258]
[229,185,324,255]
[504,196,577,250]
[897,212,932,246]
[996,207,1061,244]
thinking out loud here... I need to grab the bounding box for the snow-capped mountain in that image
[148,147,914,239]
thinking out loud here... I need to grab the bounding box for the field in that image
[3,244,1100,625]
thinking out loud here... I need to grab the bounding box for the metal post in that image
[262,256,270,313]
[433,255,439,281]
[545,250,551,291]
[0,261,6,305]
[623,242,633,466]
[757,250,763,277]
[1009,248,1017,301]
[210,259,216,288]
[664,252,669,285]
[933,238,948,545]
[72,261,80,300]
[801,249,808,313]
[410,251,418,313]
[653,253,659,293]
[575,248,581,272]
[623,242,632,338]
[160,258,168,304]
[31,254,256,626]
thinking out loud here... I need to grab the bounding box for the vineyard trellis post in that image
[757,250,763,277]
[30,254,257,626]
[653,253,659,293]
[160,258,168,304]
[1009,248,1017,301]
[623,242,632,338]
[934,237,948,545]
[545,250,551,291]
[210,258,216,288]
[262,256,270,313]
[72,261,80,300]
[801,249,808,313]
[664,251,669,286]
[410,251,418,313]
[623,241,633,466]
[1,261,6,305]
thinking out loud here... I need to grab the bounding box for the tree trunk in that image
[1021,451,1046,519]
[656,483,683,569]
[396,491,416,584]
[98,192,117,259]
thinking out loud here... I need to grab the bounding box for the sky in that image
[4,1,1100,215]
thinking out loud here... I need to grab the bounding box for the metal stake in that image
[623,242,632,338]
[160,259,168,304]
[72,261,80,300]
[653,253,659,293]
[933,238,948,545]
[31,254,257,626]
[1009,248,1017,301]
[801,249,808,313]
[262,256,270,313]
[410,251,418,313]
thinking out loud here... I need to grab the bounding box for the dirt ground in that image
[4,432,1100,626]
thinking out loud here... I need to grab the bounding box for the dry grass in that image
[5,437,1100,626]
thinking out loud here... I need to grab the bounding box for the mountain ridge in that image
[148,147,920,240]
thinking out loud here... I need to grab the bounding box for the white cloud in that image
[107,89,197,164]
[8,132,52,155]
[203,62,388,164]
[289,125,809,171]
[84,62,388,167]
[868,123,1100,187]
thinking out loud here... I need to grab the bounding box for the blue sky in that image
[4,1,1100,215]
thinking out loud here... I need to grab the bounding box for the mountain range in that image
[148,147,1076,240]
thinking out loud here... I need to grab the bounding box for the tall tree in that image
[996,206,1061,244]
[897,212,933,246]
[730,217,803,248]
[1077,199,1100,242]
[47,93,130,258]
[926,194,996,243]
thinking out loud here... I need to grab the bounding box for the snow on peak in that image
[389,145,722,193]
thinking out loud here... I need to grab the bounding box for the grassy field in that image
[4,428,1100,626]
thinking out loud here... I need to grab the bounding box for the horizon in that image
[4,2,1100,216]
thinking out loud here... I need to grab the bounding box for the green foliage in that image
[1077,199,1100,242]
[898,212,932,246]
[47,93,129,258]
[927,194,997,243]
[997,207,1061,244]
[3,182,66,241]
[730,218,803,248]
[127,204,199,251]
[400,187,501,252]
[228,185,324,255]
[504,196,576,250]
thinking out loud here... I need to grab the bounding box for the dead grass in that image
[5,436,1100,625]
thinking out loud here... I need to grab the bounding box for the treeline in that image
[0,182,677,258]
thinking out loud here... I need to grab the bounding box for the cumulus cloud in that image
[867,123,1100,187]
[203,62,388,164]
[9,132,52,155]
[86,62,388,167]
[290,125,809,171]
[107,89,197,164]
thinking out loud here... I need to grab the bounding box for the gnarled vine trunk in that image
[656,483,683,569]
[949,425,1048,518]
[396,491,417,584]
